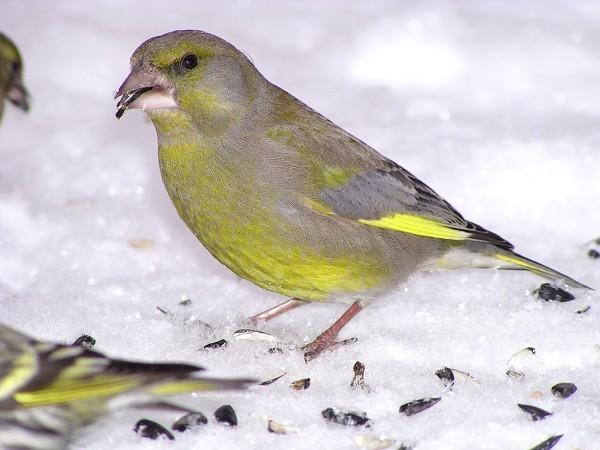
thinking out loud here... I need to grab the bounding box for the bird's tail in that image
[431,245,591,290]
[149,377,256,396]
[491,249,591,289]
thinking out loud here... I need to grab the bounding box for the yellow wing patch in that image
[13,374,141,408]
[0,351,38,399]
[358,214,471,241]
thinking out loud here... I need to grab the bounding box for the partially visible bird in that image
[115,30,590,362]
[0,322,254,449]
[0,32,30,122]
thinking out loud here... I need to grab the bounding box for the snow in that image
[1,1,599,449]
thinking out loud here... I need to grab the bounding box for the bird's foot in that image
[302,337,358,362]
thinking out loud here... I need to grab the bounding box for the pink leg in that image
[247,298,308,324]
[303,300,365,362]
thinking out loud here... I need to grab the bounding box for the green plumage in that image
[116,30,588,307]
[0,323,252,449]
[0,32,29,122]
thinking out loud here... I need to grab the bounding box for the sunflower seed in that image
[172,412,208,432]
[289,378,310,390]
[214,405,237,426]
[267,419,298,434]
[551,382,577,399]
[233,328,282,343]
[202,339,228,350]
[260,372,286,386]
[435,367,454,388]
[399,397,441,416]
[534,283,575,302]
[518,403,552,421]
[322,407,371,427]
[351,361,369,391]
[528,435,563,450]
[355,434,395,450]
[72,334,96,350]
[134,419,174,440]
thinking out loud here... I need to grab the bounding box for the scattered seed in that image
[72,334,96,350]
[588,249,600,259]
[397,444,415,450]
[214,405,237,426]
[576,305,591,314]
[267,419,298,434]
[351,361,369,391]
[134,419,174,440]
[156,306,171,315]
[335,337,359,346]
[260,372,287,386]
[355,434,395,450]
[399,397,441,416]
[530,391,544,399]
[435,367,455,388]
[534,283,575,302]
[528,435,563,450]
[518,403,552,421]
[322,407,371,427]
[507,347,536,377]
[506,369,525,381]
[129,238,155,250]
[551,382,577,399]
[202,339,229,350]
[179,298,192,306]
[268,347,285,354]
[233,328,282,343]
[289,378,310,390]
[172,412,208,432]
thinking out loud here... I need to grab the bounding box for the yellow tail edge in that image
[495,252,592,290]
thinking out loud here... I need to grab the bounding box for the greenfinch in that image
[0,323,253,449]
[115,30,589,361]
[0,32,29,122]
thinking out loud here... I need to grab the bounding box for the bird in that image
[115,30,590,362]
[0,32,30,122]
[0,322,254,449]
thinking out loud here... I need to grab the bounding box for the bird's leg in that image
[247,298,308,325]
[303,300,365,362]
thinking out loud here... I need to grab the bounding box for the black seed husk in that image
[321,407,371,427]
[528,435,563,450]
[435,367,455,388]
[202,339,228,350]
[172,412,208,432]
[260,372,286,386]
[534,283,575,302]
[214,404,237,426]
[289,378,310,390]
[72,334,96,350]
[518,403,552,421]
[588,249,600,259]
[134,419,175,440]
[399,397,441,416]
[551,382,577,399]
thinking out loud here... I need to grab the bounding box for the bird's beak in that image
[7,77,30,112]
[114,68,176,119]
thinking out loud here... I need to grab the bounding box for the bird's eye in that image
[181,54,198,70]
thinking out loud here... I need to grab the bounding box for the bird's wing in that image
[318,160,513,249]
[0,329,203,409]
[265,99,513,249]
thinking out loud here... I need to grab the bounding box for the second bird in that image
[115,30,589,361]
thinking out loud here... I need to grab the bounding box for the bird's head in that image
[115,30,261,134]
[0,33,30,113]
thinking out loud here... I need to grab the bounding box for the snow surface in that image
[1,1,599,449]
